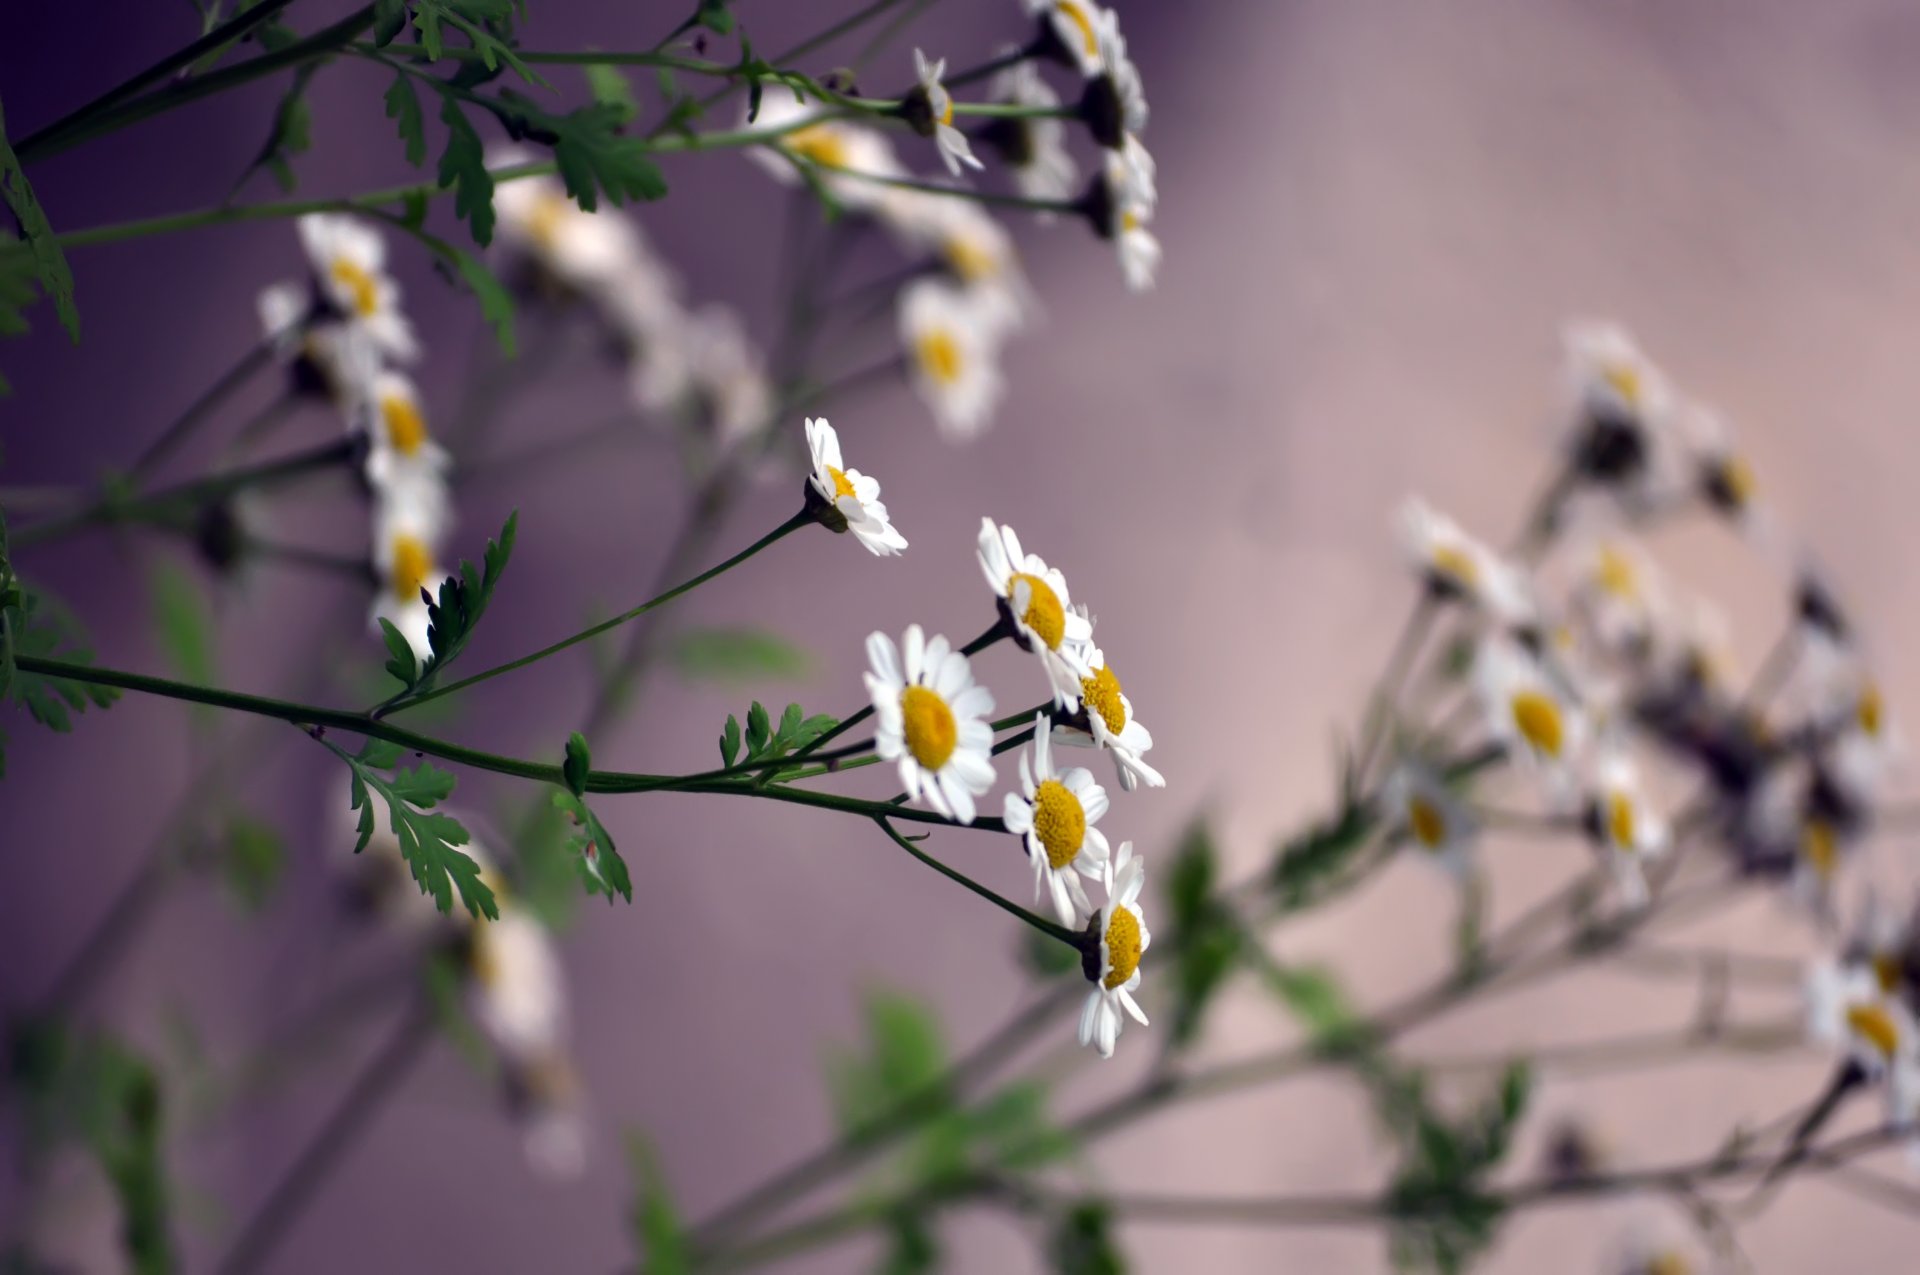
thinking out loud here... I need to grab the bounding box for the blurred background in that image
[6,0,1920,1270]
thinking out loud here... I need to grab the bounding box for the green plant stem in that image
[127,340,277,481]
[810,160,1083,213]
[379,509,816,717]
[872,817,1079,945]
[13,0,307,161]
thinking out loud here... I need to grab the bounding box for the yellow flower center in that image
[1430,543,1479,588]
[468,926,501,989]
[1873,952,1904,996]
[827,465,857,500]
[1407,795,1447,849]
[1010,571,1067,650]
[1715,455,1756,509]
[938,98,955,128]
[1120,209,1142,233]
[1595,545,1637,598]
[1081,663,1127,735]
[1509,690,1564,759]
[1802,820,1838,879]
[1645,1253,1692,1275]
[1607,791,1637,850]
[1103,905,1142,989]
[527,190,570,250]
[1602,360,1642,408]
[330,257,380,318]
[1859,683,1884,738]
[390,532,434,604]
[381,392,429,457]
[1847,1001,1900,1059]
[944,235,999,283]
[914,328,963,386]
[788,126,849,169]
[1031,779,1087,870]
[1061,0,1102,57]
[900,684,958,770]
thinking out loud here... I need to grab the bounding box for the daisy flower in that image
[1584,749,1668,909]
[258,281,379,413]
[1398,498,1534,626]
[362,370,450,493]
[1475,636,1586,785]
[1082,10,1148,149]
[1088,137,1161,292]
[1570,538,1662,661]
[1805,958,1920,1123]
[677,305,775,448]
[908,50,983,177]
[1611,1219,1705,1275]
[467,907,569,1066]
[370,479,451,662]
[296,212,418,363]
[1005,713,1112,925]
[490,148,644,296]
[885,193,1033,337]
[804,416,907,556]
[1078,840,1150,1059]
[865,625,997,823]
[1790,814,1854,922]
[899,278,1006,438]
[1380,761,1477,880]
[1559,320,1684,507]
[747,92,906,214]
[1054,629,1164,790]
[984,57,1078,207]
[977,518,1094,706]
[1027,0,1109,76]
[1845,887,1917,1003]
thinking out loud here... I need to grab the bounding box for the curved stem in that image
[872,817,1079,945]
[127,340,277,482]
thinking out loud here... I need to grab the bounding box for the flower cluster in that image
[861,513,1165,1058]
[742,0,1161,441]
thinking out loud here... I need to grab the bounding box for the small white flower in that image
[884,193,1033,338]
[1570,538,1662,661]
[1586,749,1668,909]
[977,518,1094,707]
[805,417,907,556]
[370,479,452,661]
[258,282,379,413]
[746,93,906,214]
[899,278,1005,438]
[1475,636,1586,784]
[491,149,645,294]
[362,370,450,493]
[1093,136,1160,291]
[912,49,983,177]
[865,625,997,824]
[296,212,418,363]
[1381,761,1477,880]
[1054,628,1164,790]
[1026,0,1109,76]
[1005,714,1111,925]
[1805,959,1920,1124]
[988,57,1078,207]
[1078,841,1151,1059]
[675,305,774,447]
[1398,498,1534,626]
[1558,320,1688,509]
[1790,814,1853,922]
[468,908,569,1066]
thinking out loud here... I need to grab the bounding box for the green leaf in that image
[372,0,410,45]
[1165,819,1217,935]
[496,91,669,211]
[584,63,638,124]
[0,93,78,342]
[5,589,119,735]
[670,626,811,683]
[0,238,38,393]
[1262,962,1362,1046]
[696,0,735,36]
[551,788,632,903]
[378,617,418,687]
[378,510,516,702]
[411,0,542,84]
[628,1134,690,1275]
[436,92,496,245]
[218,814,285,911]
[448,241,517,354]
[338,741,496,919]
[878,1211,938,1275]
[233,61,319,196]
[149,562,214,688]
[718,713,741,767]
[1049,1202,1124,1275]
[385,72,427,168]
[1270,801,1375,909]
[562,731,591,797]
[745,701,770,756]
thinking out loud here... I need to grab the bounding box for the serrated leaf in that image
[378,617,418,686]
[551,788,632,903]
[233,61,320,196]
[336,741,495,918]
[628,1134,690,1275]
[669,626,810,683]
[0,93,78,343]
[412,0,542,84]
[385,72,427,168]
[584,63,638,124]
[436,92,496,245]
[719,714,741,766]
[562,731,591,797]
[745,701,770,755]
[495,91,669,211]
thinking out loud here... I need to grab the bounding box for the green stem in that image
[378,509,816,717]
[810,160,1083,214]
[128,340,278,481]
[872,817,1079,945]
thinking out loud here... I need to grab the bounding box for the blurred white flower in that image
[468,907,569,1065]
[865,624,997,824]
[1475,636,1586,786]
[491,150,645,295]
[1805,958,1920,1131]
[912,49,983,177]
[1005,713,1111,925]
[258,281,379,414]
[899,278,1005,438]
[804,416,907,556]
[1091,11,1149,141]
[1092,136,1160,291]
[508,1052,588,1180]
[296,212,418,363]
[746,93,905,213]
[1398,498,1534,627]
[978,518,1094,708]
[886,194,1033,338]
[1585,749,1668,909]
[363,370,450,494]
[1079,840,1150,1059]
[1381,760,1477,880]
[369,478,451,661]
[987,57,1078,207]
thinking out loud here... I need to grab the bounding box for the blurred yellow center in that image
[1407,795,1447,849]
[1082,663,1127,735]
[1032,779,1087,870]
[1011,572,1067,650]
[1510,691,1564,758]
[1430,544,1479,588]
[381,393,428,456]
[1595,545,1637,598]
[915,328,963,386]
[1859,683,1884,738]
[390,533,434,604]
[1645,1254,1692,1275]
[900,685,957,770]
[827,465,857,500]
[1602,360,1641,407]
[788,126,849,169]
[1873,952,1904,996]
[944,235,999,283]
[1848,1002,1900,1059]
[1717,455,1756,509]
[1607,792,1637,851]
[330,257,380,317]
[468,926,501,989]
[938,99,955,128]
[527,190,570,250]
[1802,820,1838,879]
[1103,906,1142,989]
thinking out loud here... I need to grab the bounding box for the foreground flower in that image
[1399,498,1533,626]
[1585,750,1668,908]
[985,58,1078,206]
[1027,0,1109,76]
[363,370,450,492]
[1381,761,1476,879]
[899,278,1005,438]
[1055,630,1164,790]
[804,417,907,556]
[296,212,418,362]
[1475,637,1585,784]
[978,518,1093,706]
[370,481,450,660]
[865,625,997,823]
[908,50,982,177]
[1005,714,1111,925]
[1079,841,1150,1058]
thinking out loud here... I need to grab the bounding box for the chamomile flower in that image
[1078,840,1150,1059]
[1027,0,1109,76]
[886,194,1033,337]
[370,482,450,661]
[977,518,1094,706]
[676,305,775,447]
[804,416,907,556]
[1088,136,1160,291]
[1571,539,1662,660]
[899,278,1005,438]
[1560,321,1682,506]
[491,150,643,295]
[865,625,997,824]
[1475,636,1586,785]
[467,907,569,1066]
[296,213,418,363]
[1005,714,1111,925]
[1805,959,1920,1129]
[1083,10,1148,148]
[984,57,1078,207]
[258,281,378,412]
[1381,761,1477,880]
[1790,814,1855,923]
[362,370,450,493]
[908,50,982,177]
[747,93,905,214]
[1612,1221,1705,1275]
[1398,498,1534,626]
[1585,749,1668,909]
[1054,631,1164,790]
